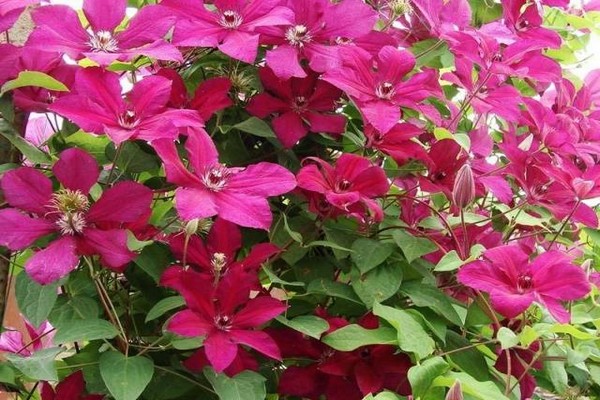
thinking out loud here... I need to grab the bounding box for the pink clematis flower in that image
[50,68,202,144]
[0,44,21,86]
[458,245,591,322]
[246,67,346,148]
[259,0,377,79]
[0,0,38,33]
[296,154,389,222]
[168,217,280,283]
[163,267,286,373]
[153,129,296,230]
[0,148,153,284]
[26,0,181,65]
[0,317,53,356]
[364,123,429,166]
[323,46,441,133]
[41,370,104,400]
[160,0,293,63]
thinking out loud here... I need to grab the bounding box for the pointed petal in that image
[229,330,281,361]
[116,5,175,48]
[53,148,99,193]
[215,191,272,230]
[490,291,534,319]
[190,77,233,121]
[531,252,591,301]
[355,361,384,395]
[227,162,297,197]
[82,228,135,271]
[204,331,238,373]
[55,370,86,399]
[86,181,152,224]
[218,31,259,63]
[1,167,52,214]
[152,138,201,186]
[175,187,219,221]
[538,295,570,323]
[167,309,212,337]
[208,218,242,258]
[26,236,79,285]
[234,297,287,328]
[458,260,513,293]
[83,0,126,31]
[272,112,308,148]
[360,100,400,134]
[265,45,305,80]
[130,75,172,117]
[0,209,55,250]
[27,6,88,58]
[305,112,346,135]
[241,243,280,271]
[185,128,219,174]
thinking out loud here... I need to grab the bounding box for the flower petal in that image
[229,330,281,361]
[26,236,79,285]
[490,290,534,319]
[1,167,52,214]
[86,181,152,224]
[227,162,297,197]
[167,309,212,337]
[0,209,55,250]
[81,228,135,271]
[53,148,99,193]
[83,0,126,31]
[204,331,238,373]
[175,187,219,221]
[234,297,287,328]
[214,191,272,230]
[272,112,308,148]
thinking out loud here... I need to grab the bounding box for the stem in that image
[106,143,124,184]
[548,200,580,249]
[154,366,216,394]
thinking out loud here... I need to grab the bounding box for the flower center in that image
[375,82,395,99]
[118,110,140,129]
[219,10,243,29]
[50,189,89,235]
[335,179,352,192]
[211,252,228,274]
[517,274,534,293]
[285,24,311,46]
[292,96,308,113]
[214,314,233,331]
[88,30,119,52]
[201,166,231,192]
[335,36,353,45]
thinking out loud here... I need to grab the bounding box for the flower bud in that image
[452,164,475,209]
[445,380,464,400]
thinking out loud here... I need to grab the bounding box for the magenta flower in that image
[0,0,38,33]
[41,370,104,400]
[323,46,441,133]
[246,67,346,148]
[0,148,153,284]
[0,317,53,356]
[0,44,20,86]
[50,68,201,144]
[458,245,591,322]
[259,0,377,79]
[153,130,296,230]
[297,154,389,222]
[163,267,286,373]
[26,0,181,65]
[160,0,293,63]
[364,123,428,166]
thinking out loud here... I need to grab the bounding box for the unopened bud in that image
[452,164,475,209]
[445,380,464,400]
[184,219,200,237]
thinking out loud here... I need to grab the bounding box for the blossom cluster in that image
[0,0,599,399]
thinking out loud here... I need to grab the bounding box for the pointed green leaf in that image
[351,238,395,273]
[100,352,154,400]
[53,319,119,344]
[204,368,266,400]
[1,71,69,96]
[321,324,397,351]
[6,347,63,381]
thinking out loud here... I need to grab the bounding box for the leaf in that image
[106,141,160,173]
[433,127,453,140]
[392,230,437,263]
[234,117,276,138]
[444,331,490,381]
[0,119,52,164]
[304,240,354,252]
[49,296,100,326]
[432,372,510,400]
[351,238,395,273]
[204,368,267,400]
[497,327,519,350]
[352,263,403,307]
[408,356,449,398]
[401,281,463,326]
[64,130,111,164]
[145,296,186,323]
[434,250,464,272]
[0,364,15,385]
[373,303,435,360]
[282,213,303,243]
[276,315,329,339]
[363,392,404,400]
[307,279,363,304]
[6,347,63,381]
[548,324,596,340]
[321,324,397,351]
[100,352,154,400]
[53,319,119,344]
[1,71,69,96]
[15,272,59,327]
[262,265,305,287]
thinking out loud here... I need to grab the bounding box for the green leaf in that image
[401,281,463,326]
[49,296,100,326]
[373,303,435,360]
[434,250,464,272]
[351,238,395,274]
[276,315,329,339]
[262,265,305,287]
[106,141,160,173]
[15,273,59,327]
[304,240,354,252]
[1,71,69,96]
[100,352,154,400]
[363,391,404,400]
[433,127,453,140]
[408,356,449,398]
[0,364,15,385]
[444,331,490,381]
[307,279,363,304]
[519,326,540,347]
[145,296,185,323]
[233,117,276,138]
[497,327,519,350]
[321,324,397,351]
[391,230,437,263]
[204,368,267,400]
[64,130,111,164]
[351,263,403,307]
[6,347,63,381]
[432,372,509,400]
[53,319,119,343]
[0,119,52,164]
[282,213,303,243]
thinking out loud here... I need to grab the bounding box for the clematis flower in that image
[0,148,153,284]
[160,0,293,63]
[259,0,377,79]
[0,317,53,356]
[153,129,296,230]
[296,154,389,222]
[458,245,591,322]
[0,44,20,86]
[0,0,38,33]
[50,67,202,144]
[246,67,346,148]
[168,217,280,283]
[41,370,104,400]
[364,123,429,166]
[163,267,286,373]
[26,0,181,65]
[323,46,441,133]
